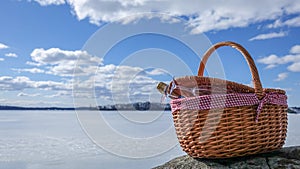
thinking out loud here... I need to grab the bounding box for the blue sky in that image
[0,0,300,107]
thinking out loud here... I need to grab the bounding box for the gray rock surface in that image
[153,146,300,169]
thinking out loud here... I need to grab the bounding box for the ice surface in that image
[0,111,184,169]
[0,111,298,169]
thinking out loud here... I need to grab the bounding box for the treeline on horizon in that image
[1,104,299,113]
[0,101,171,111]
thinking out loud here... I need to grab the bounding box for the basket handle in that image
[197,41,264,99]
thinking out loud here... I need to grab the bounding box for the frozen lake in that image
[0,111,299,169]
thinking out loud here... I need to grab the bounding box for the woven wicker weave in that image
[165,41,288,158]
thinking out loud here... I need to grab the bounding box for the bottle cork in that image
[157,82,168,95]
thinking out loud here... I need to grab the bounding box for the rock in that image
[153,146,300,169]
[288,107,300,114]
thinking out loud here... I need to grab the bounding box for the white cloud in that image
[0,58,4,61]
[0,76,71,91]
[258,53,300,65]
[288,62,300,72]
[258,54,283,65]
[268,16,300,28]
[265,64,277,69]
[106,65,159,102]
[29,0,300,34]
[15,47,163,103]
[0,98,72,107]
[258,45,300,72]
[30,0,65,6]
[290,45,300,54]
[31,48,100,65]
[30,48,103,76]
[267,19,282,29]
[26,61,42,67]
[0,43,8,49]
[283,16,300,27]
[10,46,169,104]
[33,80,72,91]
[17,92,40,97]
[145,68,167,76]
[5,53,18,58]
[0,76,33,90]
[2,64,163,105]
[12,68,45,74]
[275,72,288,81]
[45,91,71,98]
[249,31,287,41]
[72,64,161,103]
[8,45,165,105]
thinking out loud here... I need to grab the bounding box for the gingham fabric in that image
[170,93,287,122]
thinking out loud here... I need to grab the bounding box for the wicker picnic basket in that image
[158,41,288,158]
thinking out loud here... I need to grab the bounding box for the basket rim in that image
[171,76,286,95]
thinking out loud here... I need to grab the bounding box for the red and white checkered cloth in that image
[170,93,287,122]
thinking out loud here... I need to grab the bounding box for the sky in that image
[0,0,300,107]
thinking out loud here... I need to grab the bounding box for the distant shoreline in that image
[1,105,299,113]
[0,106,76,111]
[0,102,171,111]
